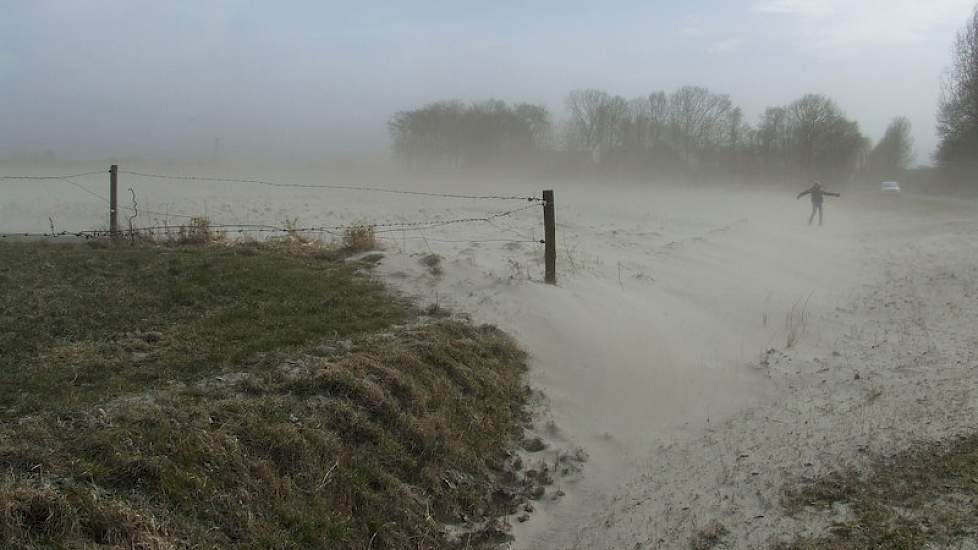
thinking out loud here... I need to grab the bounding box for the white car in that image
[881,181,901,192]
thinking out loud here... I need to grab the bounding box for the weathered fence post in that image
[543,189,556,285]
[109,165,119,237]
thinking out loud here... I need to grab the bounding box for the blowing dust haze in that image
[4,2,978,549]
[2,1,974,162]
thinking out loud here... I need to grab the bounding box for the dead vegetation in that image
[784,292,813,349]
[343,222,377,253]
[177,216,222,244]
[778,434,978,549]
[690,520,730,550]
[420,253,444,276]
[118,216,379,254]
[0,240,531,549]
[123,215,227,245]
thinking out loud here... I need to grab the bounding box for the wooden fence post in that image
[543,189,556,285]
[109,165,119,237]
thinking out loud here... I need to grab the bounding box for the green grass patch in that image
[0,241,409,417]
[778,434,978,549]
[0,241,530,549]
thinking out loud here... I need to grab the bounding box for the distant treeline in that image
[935,5,978,189]
[388,86,913,185]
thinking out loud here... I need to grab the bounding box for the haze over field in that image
[1,0,974,162]
[6,3,978,549]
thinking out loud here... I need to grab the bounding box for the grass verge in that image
[778,434,978,549]
[0,240,530,549]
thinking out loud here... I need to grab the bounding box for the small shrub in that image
[419,254,443,276]
[342,223,376,253]
[177,217,223,245]
[283,217,310,244]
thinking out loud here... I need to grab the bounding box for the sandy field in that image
[3,163,977,548]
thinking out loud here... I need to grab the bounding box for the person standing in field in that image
[797,181,840,226]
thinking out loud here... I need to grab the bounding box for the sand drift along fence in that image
[1,165,559,283]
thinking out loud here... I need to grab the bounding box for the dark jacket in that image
[797,186,840,205]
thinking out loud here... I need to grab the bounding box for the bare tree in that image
[667,86,732,172]
[646,91,670,151]
[757,106,789,175]
[937,5,978,176]
[870,117,914,180]
[617,97,651,167]
[725,107,750,175]
[785,94,866,179]
[565,89,629,163]
[566,89,609,152]
[788,94,834,172]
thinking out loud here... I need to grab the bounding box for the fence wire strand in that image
[58,177,111,203]
[0,168,546,246]
[118,170,543,202]
[0,170,108,181]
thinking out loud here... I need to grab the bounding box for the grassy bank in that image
[778,434,978,549]
[0,240,530,549]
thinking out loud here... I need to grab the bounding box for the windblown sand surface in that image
[4,164,977,547]
[374,182,978,549]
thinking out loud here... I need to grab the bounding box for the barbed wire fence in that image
[0,165,558,283]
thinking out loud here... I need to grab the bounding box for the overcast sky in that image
[1,0,974,164]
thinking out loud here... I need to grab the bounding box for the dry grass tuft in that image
[785,292,813,349]
[342,222,377,253]
[283,216,310,243]
[778,434,978,549]
[177,216,223,244]
[419,253,444,276]
[122,216,226,245]
[690,520,729,550]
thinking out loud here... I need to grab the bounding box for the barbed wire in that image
[0,173,111,204]
[377,235,542,244]
[0,231,103,239]
[0,168,546,245]
[0,206,542,238]
[134,202,540,231]
[369,202,540,232]
[126,207,204,220]
[0,203,539,239]
[0,170,107,181]
[59,176,111,203]
[0,223,545,245]
[0,169,545,203]
[116,201,541,232]
[483,217,538,242]
[117,170,544,202]
[0,225,327,240]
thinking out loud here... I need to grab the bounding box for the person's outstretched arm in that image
[797,188,812,199]
[825,191,840,197]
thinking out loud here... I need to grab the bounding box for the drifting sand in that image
[372,182,978,548]
[4,164,977,547]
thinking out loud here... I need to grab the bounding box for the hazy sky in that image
[2,0,974,163]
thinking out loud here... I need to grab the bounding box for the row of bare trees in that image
[387,100,550,171]
[389,88,913,184]
[562,87,914,182]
